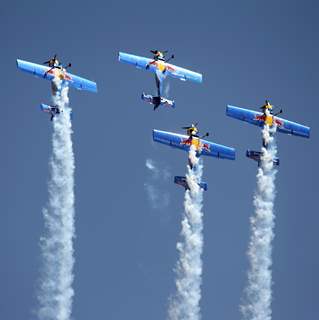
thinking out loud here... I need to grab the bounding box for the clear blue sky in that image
[1,1,318,319]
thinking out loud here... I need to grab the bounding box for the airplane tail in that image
[246,150,280,166]
[174,176,207,191]
[141,93,175,109]
[40,103,51,113]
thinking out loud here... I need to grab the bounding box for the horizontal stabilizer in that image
[246,150,280,166]
[174,176,208,191]
[40,103,51,112]
[141,93,175,108]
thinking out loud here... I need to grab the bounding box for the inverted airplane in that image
[226,101,310,165]
[119,50,202,110]
[153,126,235,168]
[16,55,97,94]
[174,176,208,191]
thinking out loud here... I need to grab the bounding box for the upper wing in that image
[17,59,97,93]
[226,105,310,138]
[152,130,235,160]
[226,105,264,128]
[118,52,203,83]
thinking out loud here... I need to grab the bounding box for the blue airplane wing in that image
[118,52,152,70]
[153,130,235,160]
[119,52,202,83]
[67,73,97,92]
[17,59,54,80]
[226,105,264,127]
[165,63,202,83]
[275,116,310,138]
[16,59,97,93]
[226,105,310,138]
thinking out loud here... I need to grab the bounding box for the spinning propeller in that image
[44,54,58,65]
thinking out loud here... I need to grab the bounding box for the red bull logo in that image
[202,143,210,152]
[180,138,210,153]
[255,114,283,127]
[47,69,72,81]
[155,61,176,72]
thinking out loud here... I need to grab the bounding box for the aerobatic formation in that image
[16,50,310,320]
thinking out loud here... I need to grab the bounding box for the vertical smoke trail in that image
[241,121,278,320]
[37,79,75,320]
[168,146,204,320]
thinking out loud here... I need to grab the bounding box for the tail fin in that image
[40,103,51,113]
[174,176,207,191]
[246,150,280,166]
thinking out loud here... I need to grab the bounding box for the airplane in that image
[226,101,310,164]
[153,126,235,168]
[118,51,202,109]
[174,176,208,191]
[16,56,97,95]
[141,93,175,110]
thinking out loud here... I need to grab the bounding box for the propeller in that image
[274,109,283,116]
[182,122,198,130]
[150,50,168,55]
[44,54,57,65]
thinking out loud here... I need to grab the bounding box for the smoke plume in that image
[37,78,75,320]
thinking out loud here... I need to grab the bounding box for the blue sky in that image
[1,1,318,319]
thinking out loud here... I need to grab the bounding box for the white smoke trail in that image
[168,146,204,320]
[241,120,278,320]
[37,78,75,320]
[144,158,170,210]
